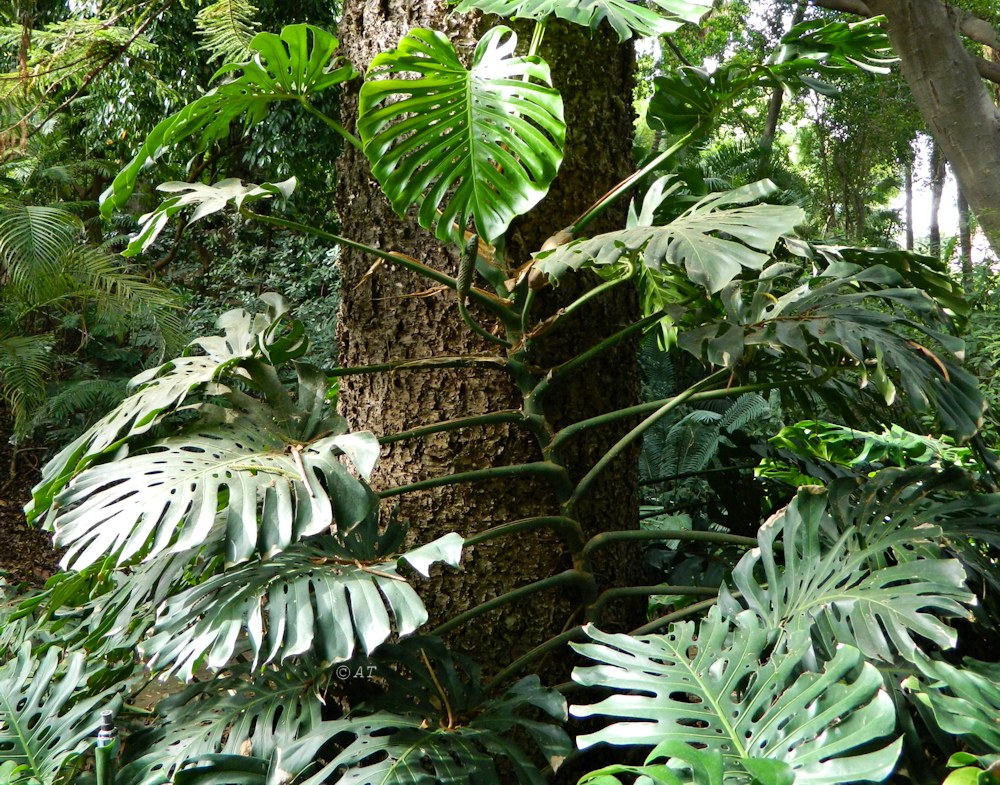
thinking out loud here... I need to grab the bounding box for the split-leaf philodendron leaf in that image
[571,610,902,785]
[100,24,354,216]
[0,646,124,785]
[451,0,712,41]
[124,177,297,257]
[535,179,804,293]
[719,482,975,663]
[358,26,564,245]
[140,533,463,679]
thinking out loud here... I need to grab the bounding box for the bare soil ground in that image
[0,416,59,586]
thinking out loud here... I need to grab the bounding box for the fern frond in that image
[664,418,720,475]
[195,0,260,64]
[720,393,770,433]
[29,377,127,436]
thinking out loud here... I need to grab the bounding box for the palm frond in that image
[0,332,54,440]
[0,201,80,300]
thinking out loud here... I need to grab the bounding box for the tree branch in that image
[976,53,1000,85]
[811,0,1000,60]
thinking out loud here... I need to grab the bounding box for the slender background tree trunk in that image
[958,184,974,293]
[335,0,640,676]
[903,158,914,251]
[928,140,945,258]
[866,0,1000,256]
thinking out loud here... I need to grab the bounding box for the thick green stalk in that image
[527,19,547,58]
[299,97,363,151]
[569,129,695,237]
[631,596,721,634]
[552,372,832,451]
[430,569,592,637]
[587,584,720,623]
[580,528,758,572]
[529,311,664,406]
[567,370,728,505]
[486,627,588,691]
[241,209,514,317]
[379,461,572,500]
[526,264,634,342]
[378,410,525,446]
[328,355,507,378]
[464,515,584,551]
[458,297,511,347]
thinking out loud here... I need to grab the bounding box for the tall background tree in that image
[334,0,642,668]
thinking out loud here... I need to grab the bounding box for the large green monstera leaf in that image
[718,481,975,664]
[28,296,380,578]
[124,177,297,257]
[905,657,1000,753]
[0,646,123,785]
[117,664,326,785]
[156,643,570,785]
[101,24,354,215]
[48,416,378,571]
[26,293,304,524]
[535,180,803,293]
[451,0,712,41]
[571,609,902,784]
[140,533,463,679]
[284,642,570,785]
[671,260,985,442]
[647,17,894,136]
[358,26,565,244]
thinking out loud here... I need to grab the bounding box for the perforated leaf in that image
[125,177,296,257]
[675,263,985,441]
[905,657,1000,753]
[571,610,902,785]
[26,294,301,526]
[358,26,564,244]
[719,478,975,663]
[535,180,803,292]
[117,664,324,785]
[451,0,712,41]
[49,417,379,571]
[286,669,568,785]
[647,17,895,136]
[0,646,123,785]
[140,533,463,679]
[101,25,354,216]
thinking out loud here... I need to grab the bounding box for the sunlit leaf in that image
[358,26,564,244]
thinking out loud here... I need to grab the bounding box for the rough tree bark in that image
[335,0,640,676]
[813,0,1000,255]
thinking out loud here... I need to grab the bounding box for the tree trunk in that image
[958,183,974,293]
[17,0,33,153]
[335,1,639,677]
[760,0,807,150]
[903,157,914,251]
[928,139,945,258]
[865,0,1000,256]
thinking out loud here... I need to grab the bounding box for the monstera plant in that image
[7,2,1000,785]
[570,469,992,785]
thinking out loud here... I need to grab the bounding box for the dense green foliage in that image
[2,2,1000,785]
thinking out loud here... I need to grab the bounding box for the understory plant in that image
[2,3,1000,785]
